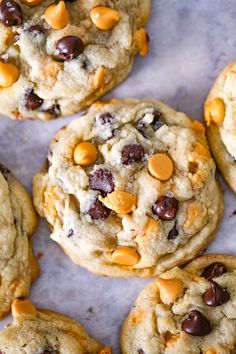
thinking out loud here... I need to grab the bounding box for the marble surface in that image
[1,1,236,352]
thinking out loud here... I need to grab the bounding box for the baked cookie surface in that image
[0,299,110,353]
[33,98,223,277]
[121,254,236,354]
[0,164,38,318]
[204,61,236,193]
[0,0,150,120]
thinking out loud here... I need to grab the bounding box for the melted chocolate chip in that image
[67,229,74,238]
[138,350,145,354]
[43,104,61,118]
[151,110,164,131]
[89,169,114,196]
[98,112,114,124]
[152,196,178,221]
[24,90,43,110]
[56,36,84,61]
[203,280,230,307]
[168,224,179,240]
[27,25,45,35]
[201,262,227,280]
[182,310,211,336]
[0,164,10,179]
[0,0,23,26]
[121,144,144,165]
[88,199,110,220]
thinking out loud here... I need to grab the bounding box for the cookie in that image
[0,164,39,318]
[204,61,236,193]
[121,254,236,354]
[33,98,223,278]
[0,299,111,353]
[0,0,150,120]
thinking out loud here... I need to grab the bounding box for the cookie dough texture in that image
[204,61,236,193]
[0,0,150,120]
[0,165,38,318]
[0,299,106,353]
[33,98,223,278]
[121,254,236,354]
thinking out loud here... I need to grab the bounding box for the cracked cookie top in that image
[33,98,223,277]
[0,0,150,120]
[0,299,110,353]
[0,164,38,318]
[121,254,236,354]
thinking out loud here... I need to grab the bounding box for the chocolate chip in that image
[89,169,114,196]
[121,144,144,165]
[182,310,211,336]
[168,224,179,240]
[56,36,84,61]
[138,350,145,354]
[98,112,114,124]
[203,280,230,307]
[43,104,61,118]
[39,349,57,354]
[67,229,74,238]
[88,199,110,220]
[0,0,23,26]
[24,90,43,110]
[201,262,227,280]
[27,25,45,35]
[152,196,178,221]
[151,110,164,131]
[0,164,10,179]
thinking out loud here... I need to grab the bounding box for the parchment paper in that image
[0,1,236,352]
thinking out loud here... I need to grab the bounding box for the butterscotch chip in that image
[156,277,183,304]
[73,141,98,167]
[205,97,225,126]
[0,302,106,352]
[134,27,149,56]
[90,6,120,30]
[148,153,174,181]
[33,99,223,278]
[0,61,19,88]
[111,246,140,266]
[0,1,150,120]
[44,1,69,30]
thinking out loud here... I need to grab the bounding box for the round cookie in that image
[121,254,236,354]
[33,98,223,278]
[204,61,236,193]
[0,164,39,318]
[0,299,111,353]
[0,0,150,120]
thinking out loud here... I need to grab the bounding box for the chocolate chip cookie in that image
[0,0,150,120]
[121,254,236,354]
[0,299,111,353]
[204,61,236,193]
[33,98,223,277]
[0,164,39,318]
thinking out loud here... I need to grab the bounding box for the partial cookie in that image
[33,98,223,278]
[0,299,111,353]
[0,0,150,120]
[204,61,236,193]
[121,254,236,354]
[0,164,39,318]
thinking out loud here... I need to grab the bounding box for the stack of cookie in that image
[0,1,235,353]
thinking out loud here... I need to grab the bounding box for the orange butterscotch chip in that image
[12,299,37,317]
[93,66,106,90]
[165,331,180,347]
[134,28,149,56]
[0,61,19,88]
[73,141,98,167]
[142,218,160,236]
[204,97,225,126]
[193,142,210,159]
[203,349,217,354]
[111,246,140,266]
[184,202,201,228]
[156,278,183,305]
[148,153,174,181]
[99,190,137,214]
[44,1,69,30]
[90,6,120,30]
[192,120,205,133]
[99,347,112,354]
[23,0,42,6]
